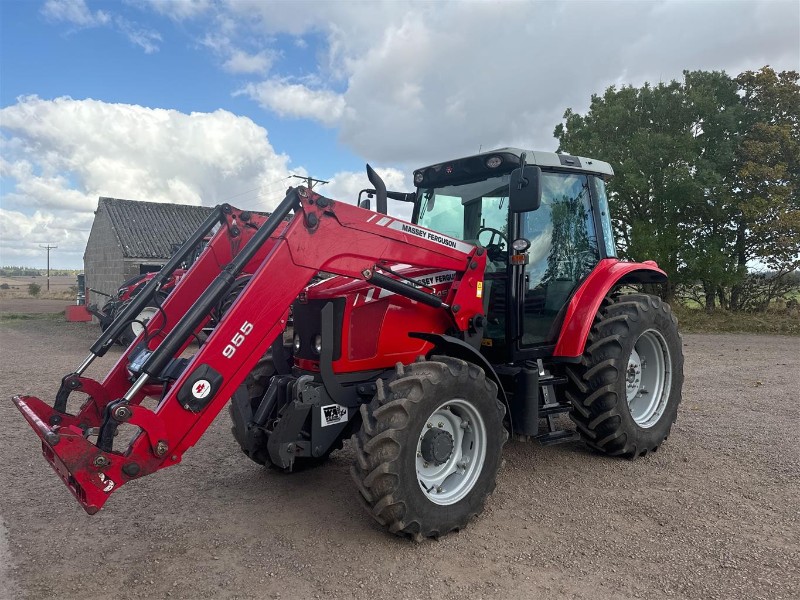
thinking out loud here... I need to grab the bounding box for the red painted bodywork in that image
[65,305,92,322]
[553,258,667,358]
[304,264,460,372]
[12,189,485,514]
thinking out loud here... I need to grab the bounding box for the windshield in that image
[415,174,510,243]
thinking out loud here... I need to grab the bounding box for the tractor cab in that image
[411,148,617,362]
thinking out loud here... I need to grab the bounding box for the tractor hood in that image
[291,265,459,373]
[305,264,457,302]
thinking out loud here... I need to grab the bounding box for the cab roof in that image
[416,147,614,179]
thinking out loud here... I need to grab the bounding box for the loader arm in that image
[12,186,486,514]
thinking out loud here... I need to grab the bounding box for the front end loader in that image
[13,149,683,539]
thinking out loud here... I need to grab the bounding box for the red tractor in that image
[87,270,187,346]
[13,149,683,540]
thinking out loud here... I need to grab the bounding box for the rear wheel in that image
[565,294,683,458]
[350,356,507,540]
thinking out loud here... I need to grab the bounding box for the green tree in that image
[554,78,704,302]
[554,67,800,311]
[729,68,800,309]
[28,283,41,297]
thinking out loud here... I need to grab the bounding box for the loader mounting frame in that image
[13,186,486,514]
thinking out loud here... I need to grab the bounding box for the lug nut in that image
[427,423,432,428]
[154,441,168,457]
[437,422,443,428]
[93,455,109,467]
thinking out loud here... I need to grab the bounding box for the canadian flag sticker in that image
[191,379,212,399]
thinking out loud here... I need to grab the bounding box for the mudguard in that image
[553,259,667,359]
[409,332,508,409]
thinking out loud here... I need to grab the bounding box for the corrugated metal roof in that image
[99,197,215,259]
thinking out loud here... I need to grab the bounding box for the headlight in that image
[313,334,322,355]
[293,334,301,353]
[512,238,531,252]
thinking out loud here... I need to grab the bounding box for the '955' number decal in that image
[223,321,254,358]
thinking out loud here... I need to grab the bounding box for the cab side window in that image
[520,173,599,345]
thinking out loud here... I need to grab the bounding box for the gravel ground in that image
[0,318,798,600]
[0,299,72,315]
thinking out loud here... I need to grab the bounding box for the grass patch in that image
[673,304,800,335]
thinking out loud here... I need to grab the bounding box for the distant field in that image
[0,275,77,299]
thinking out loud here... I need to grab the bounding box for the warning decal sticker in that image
[321,404,348,427]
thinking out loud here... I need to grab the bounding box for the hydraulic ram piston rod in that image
[140,188,300,379]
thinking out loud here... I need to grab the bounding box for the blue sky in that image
[1,0,798,268]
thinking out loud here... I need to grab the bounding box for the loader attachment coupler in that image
[11,184,485,514]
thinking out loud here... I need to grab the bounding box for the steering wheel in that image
[477,227,508,262]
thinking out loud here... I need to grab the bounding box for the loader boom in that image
[13,186,486,514]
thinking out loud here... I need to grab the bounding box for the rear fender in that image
[553,259,667,359]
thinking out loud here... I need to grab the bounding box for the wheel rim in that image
[416,398,487,506]
[625,329,672,428]
[130,306,159,338]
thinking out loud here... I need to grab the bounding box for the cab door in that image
[514,172,601,353]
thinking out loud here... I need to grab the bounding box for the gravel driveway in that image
[0,318,797,600]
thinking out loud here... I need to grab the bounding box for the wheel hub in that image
[626,348,643,401]
[626,330,672,428]
[416,399,487,506]
[420,428,454,466]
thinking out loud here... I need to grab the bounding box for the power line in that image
[247,174,328,210]
[39,243,57,291]
[222,176,294,203]
[291,174,329,190]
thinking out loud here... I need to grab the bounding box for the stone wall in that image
[83,209,124,310]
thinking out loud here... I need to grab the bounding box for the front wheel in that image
[350,356,507,540]
[565,294,684,458]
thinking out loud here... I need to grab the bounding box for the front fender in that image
[553,259,667,359]
[408,332,508,409]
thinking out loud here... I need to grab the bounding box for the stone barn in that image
[84,197,214,308]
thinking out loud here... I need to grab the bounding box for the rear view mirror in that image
[359,198,371,210]
[509,166,542,212]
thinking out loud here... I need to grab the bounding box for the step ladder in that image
[533,359,580,446]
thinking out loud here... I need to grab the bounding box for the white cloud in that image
[204,0,799,166]
[0,96,293,267]
[114,17,162,54]
[0,209,92,268]
[201,33,274,75]
[42,1,163,54]
[325,167,414,221]
[142,0,212,21]
[223,49,273,75]
[41,0,110,27]
[239,80,346,126]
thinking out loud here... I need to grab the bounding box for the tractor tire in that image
[350,356,507,540]
[228,360,339,471]
[565,294,683,458]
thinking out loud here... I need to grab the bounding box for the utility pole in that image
[39,243,57,291]
[291,174,329,190]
